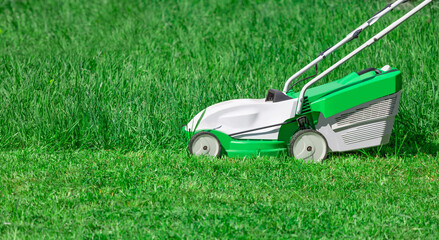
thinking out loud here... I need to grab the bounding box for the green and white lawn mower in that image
[182,0,433,162]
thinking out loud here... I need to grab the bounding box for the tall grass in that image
[0,0,438,153]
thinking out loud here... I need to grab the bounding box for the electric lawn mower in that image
[182,0,433,162]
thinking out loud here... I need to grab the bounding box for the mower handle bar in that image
[295,0,433,115]
[282,0,407,93]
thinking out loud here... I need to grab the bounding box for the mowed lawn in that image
[1,0,438,238]
[1,149,439,238]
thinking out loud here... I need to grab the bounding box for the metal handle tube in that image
[295,0,433,115]
[282,0,407,93]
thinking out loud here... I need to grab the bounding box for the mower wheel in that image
[188,132,222,157]
[289,129,328,162]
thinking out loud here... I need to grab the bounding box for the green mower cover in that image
[287,68,402,118]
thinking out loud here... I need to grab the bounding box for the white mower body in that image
[186,98,298,140]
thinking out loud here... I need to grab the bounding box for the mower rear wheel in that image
[289,129,328,162]
[188,132,222,157]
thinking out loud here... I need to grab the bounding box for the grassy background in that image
[0,0,437,152]
[0,0,438,238]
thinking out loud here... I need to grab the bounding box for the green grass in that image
[0,0,438,238]
[1,149,439,238]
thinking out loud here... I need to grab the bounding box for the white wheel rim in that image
[191,134,221,157]
[293,132,327,162]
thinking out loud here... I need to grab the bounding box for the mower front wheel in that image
[289,129,328,162]
[188,132,222,157]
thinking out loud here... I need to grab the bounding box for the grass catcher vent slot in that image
[334,96,396,129]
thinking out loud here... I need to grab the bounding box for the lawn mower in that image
[182,0,433,161]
